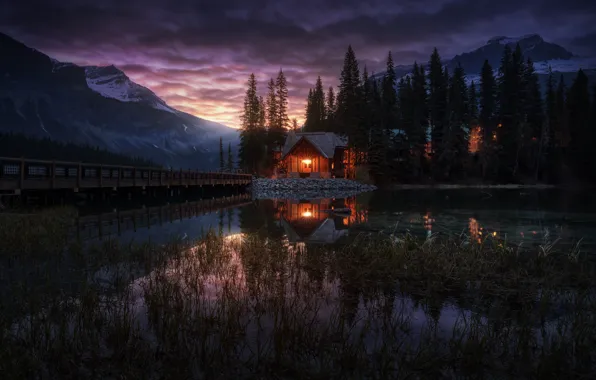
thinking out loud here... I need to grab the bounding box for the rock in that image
[250,178,377,200]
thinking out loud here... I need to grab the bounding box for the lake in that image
[79,188,596,249]
[2,188,595,378]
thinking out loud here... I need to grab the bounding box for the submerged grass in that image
[0,211,595,379]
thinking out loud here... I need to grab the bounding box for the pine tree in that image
[478,60,498,180]
[411,63,429,176]
[314,76,327,131]
[382,51,398,137]
[337,45,362,144]
[239,74,265,174]
[521,58,544,178]
[353,66,370,163]
[567,69,592,180]
[544,67,557,177]
[219,137,224,171]
[258,96,266,128]
[326,86,336,131]
[292,118,299,131]
[266,78,278,129]
[468,81,480,153]
[555,75,568,153]
[497,44,525,181]
[304,88,314,130]
[446,63,469,178]
[428,48,448,178]
[227,142,233,171]
[276,69,289,129]
[305,77,327,132]
[368,75,386,182]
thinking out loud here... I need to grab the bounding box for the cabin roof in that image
[281,131,348,159]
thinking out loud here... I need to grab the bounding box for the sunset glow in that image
[2,1,593,129]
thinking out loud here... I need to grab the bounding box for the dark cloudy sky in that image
[2,0,595,127]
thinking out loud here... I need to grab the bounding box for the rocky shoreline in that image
[250,178,377,200]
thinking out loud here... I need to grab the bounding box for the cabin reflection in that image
[275,197,366,245]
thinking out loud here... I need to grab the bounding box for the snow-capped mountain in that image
[373,34,595,92]
[0,32,239,169]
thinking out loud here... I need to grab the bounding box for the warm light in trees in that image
[469,125,482,153]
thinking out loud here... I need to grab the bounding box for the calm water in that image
[3,188,595,377]
[81,188,596,250]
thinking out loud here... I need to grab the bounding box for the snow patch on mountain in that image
[487,34,542,45]
[85,66,144,102]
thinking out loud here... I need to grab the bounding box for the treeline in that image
[239,70,297,175]
[239,44,596,184]
[302,46,596,184]
[0,132,158,167]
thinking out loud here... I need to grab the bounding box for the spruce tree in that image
[276,69,289,129]
[227,142,233,172]
[326,86,336,131]
[382,51,398,138]
[239,74,265,174]
[266,78,278,129]
[368,75,386,182]
[353,66,370,163]
[567,69,592,179]
[305,76,327,132]
[258,96,266,128]
[555,75,568,153]
[446,63,469,179]
[428,48,448,179]
[292,118,299,131]
[304,88,314,131]
[468,81,480,153]
[544,67,557,177]
[522,58,544,178]
[412,63,429,175]
[337,45,362,144]
[479,60,496,149]
[219,137,224,171]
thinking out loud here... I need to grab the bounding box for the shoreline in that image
[386,183,560,190]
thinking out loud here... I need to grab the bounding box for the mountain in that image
[373,34,596,93]
[0,32,239,170]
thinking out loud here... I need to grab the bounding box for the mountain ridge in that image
[0,32,238,170]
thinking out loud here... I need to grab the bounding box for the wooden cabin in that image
[278,132,349,178]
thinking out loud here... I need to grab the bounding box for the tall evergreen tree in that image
[497,44,525,181]
[368,75,386,182]
[445,63,469,178]
[292,118,299,131]
[239,74,265,173]
[305,77,327,131]
[258,96,266,127]
[227,142,233,172]
[555,75,568,153]
[304,88,314,130]
[468,81,480,153]
[521,58,544,178]
[326,86,336,131]
[276,69,290,129]
[479,60,496,146]
[545,67,557,162]
[382,51,398,137]
[337,45,362,144]
[353,66,371,163]
[411,63,429,175]
[266,78,278,129]
[428,48,448,178]
[567,69,592,179]
[219,137,224,170]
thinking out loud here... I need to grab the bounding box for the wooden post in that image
[51,161,56,189]
[77,162,82,190]
[19,158,25,190]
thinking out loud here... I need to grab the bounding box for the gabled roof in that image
[282,132,348,159]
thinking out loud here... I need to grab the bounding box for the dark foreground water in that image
[2,188,595,378]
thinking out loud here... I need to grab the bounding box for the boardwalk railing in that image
[75,193,252,240]
[0,157,252,192]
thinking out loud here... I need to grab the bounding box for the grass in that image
[0,210,595,379]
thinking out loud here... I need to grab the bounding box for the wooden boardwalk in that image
[76,193,252,240]
[0,157,252,194]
